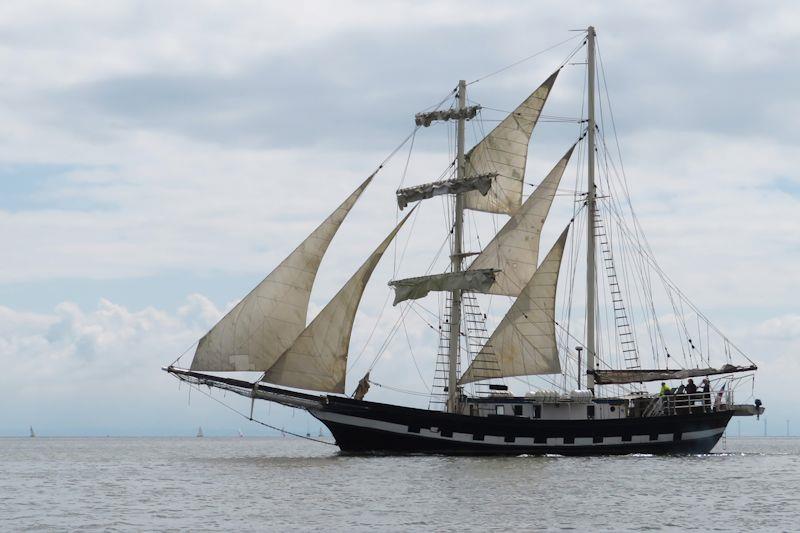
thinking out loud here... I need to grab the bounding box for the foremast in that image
[585,26,597,393]
[447,80,467,413]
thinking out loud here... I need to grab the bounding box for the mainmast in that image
[585,26,597,392]
[448,79,467,412]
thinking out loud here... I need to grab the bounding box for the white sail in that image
[463,71,559,214]
[263,210,414,393]
[468,144,574,296]
[459,225,569,386]
[190,176,373,372]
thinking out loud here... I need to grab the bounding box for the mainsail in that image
[463,70,559,214]
[459,225,569,385]
[190,176,373,372]
[262,210,415,393]
[467,144,575,296]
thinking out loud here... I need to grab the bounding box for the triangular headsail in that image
[459,224,569,385]
[262,210,415,393]
[468,143,575,295]
[190,176,374,372]
[463,70,559,214]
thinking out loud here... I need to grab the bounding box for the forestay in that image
[463,70,559,214]
[468,144,575,296]
[262,210,415,393]
[459,225,569,385]
[190,176,373,372]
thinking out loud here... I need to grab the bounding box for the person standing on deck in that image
[701,378,711,411]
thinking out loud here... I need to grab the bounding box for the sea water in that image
[1,437,798,531]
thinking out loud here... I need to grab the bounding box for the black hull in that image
[311,396,732,456]
[165,369,732,456]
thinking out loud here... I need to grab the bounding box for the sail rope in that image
[468,31,586,85]
[177,378,337,446]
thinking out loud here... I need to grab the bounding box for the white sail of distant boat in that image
[29,426,35,438]
[237,428,244,438]
[196,426,204,438]
[318,428,324,438]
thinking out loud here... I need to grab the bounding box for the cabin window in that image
[533,405,542,419]
[496,405,505,416]
[587,405,595,420]
[513,405,523,416]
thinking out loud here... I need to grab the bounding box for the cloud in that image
[0,1,798,434]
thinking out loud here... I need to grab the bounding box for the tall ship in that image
[166,27,763,455]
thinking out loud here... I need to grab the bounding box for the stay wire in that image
[468,32,586,85]
[175,376,336,446]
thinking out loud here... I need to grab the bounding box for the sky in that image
[1,0,798,437]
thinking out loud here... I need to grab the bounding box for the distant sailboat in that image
[196,426,204,438]
[318,428,324,438]
[237,428,244,438]
[29,426,35,438]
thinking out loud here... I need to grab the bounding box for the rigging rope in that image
[176,377,336,446]
[468,32,586,85]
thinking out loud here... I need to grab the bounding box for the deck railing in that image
[643,389,733,417]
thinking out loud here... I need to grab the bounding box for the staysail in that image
[387,146,573,304]
[190,176,374,372]
[262,210,415,393]
[459,225,569,385]
[468,144,575,295]
[463,70,559,214]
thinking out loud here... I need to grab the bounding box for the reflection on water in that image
[1,437,798,531]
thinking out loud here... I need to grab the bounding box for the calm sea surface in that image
[1,436,798,532]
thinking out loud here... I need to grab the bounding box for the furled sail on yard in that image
[463,71,559,214]
[591,364,758,385]
[190,176,374,372]
[389,269,498,306]
[459,225,569,385]
[467,144,575,295]
[262,210,415,393]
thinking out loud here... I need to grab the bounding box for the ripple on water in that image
[0,436,798,531]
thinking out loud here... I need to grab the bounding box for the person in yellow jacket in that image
[659,382,671,396]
